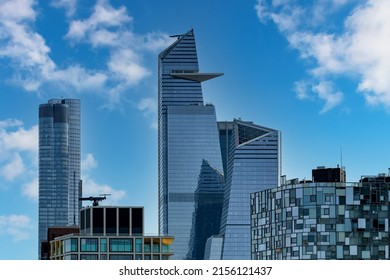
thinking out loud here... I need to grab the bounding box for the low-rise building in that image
[50,206,174,260]
[251,168,390,260]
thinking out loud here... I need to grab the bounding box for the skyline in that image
[1,0,390,259]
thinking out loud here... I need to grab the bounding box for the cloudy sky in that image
[1,0,390,259]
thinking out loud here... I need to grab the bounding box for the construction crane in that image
[79,194,110,206]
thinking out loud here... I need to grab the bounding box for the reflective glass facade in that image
[187,160,224,260]
[251,176,390,260]
[219,120,280,260]
[38,99,81,259]
[158,30,224,259]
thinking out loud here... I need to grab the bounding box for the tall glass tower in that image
[218,120,280,260]
[158,29,224,259]
[38,98,81,259]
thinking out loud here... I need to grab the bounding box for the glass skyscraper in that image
[218,120,280,260]
[158,30,281,260]
[158,29,224,259]
[38,98,81,259]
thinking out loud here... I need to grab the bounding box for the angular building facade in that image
[251,172,390,260]
[38,98,81,259]
[218,120,280,260]
[158,29,224,259]
[187,160,225,260]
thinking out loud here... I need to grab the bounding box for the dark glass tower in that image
[38,98,81,259]
[187,160,225,260]
[158,30,224,259]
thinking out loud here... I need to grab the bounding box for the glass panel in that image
[80,254,98,260]
[109,239,133,252]
[100,238,107,252]
[80,238,98,252]
[135,239,142,253]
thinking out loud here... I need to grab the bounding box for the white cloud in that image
[0,0,173,109]
[0,0,109,93]
[107,49,150,85]
[50,0,77,17]
[47,65,108,93]
[22,176,38,201]
[0,119,23,128]
[65,0,172,93]
[141,32,176,52]
[138,97,157,129]
[66,0,132,41]
[138,97,157,114]
[81,153,125,205]
[312,81,344,114]
[0,214,32,241]
[0,120,38,198]
[0,0,36,22]
[287,32,349,75]
[0,153,25,181]
[255,0,270,23]
[82,175,125,205]
[294,80,311,100]
[256,0,390,111]
[82,153,98,171]
[0,124,38,153]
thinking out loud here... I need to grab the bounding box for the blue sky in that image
[1,0,390,259]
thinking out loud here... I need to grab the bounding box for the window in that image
[64,254,78,260]
[144,243,151,253]
[135,238,142,253]
[291,237,297,244]
[153,243,160,253]
[325,224,334,230]
[295,223,303,230]
[80,238,98,252]
[324,208,330,215]
[109,254,133,260]
[310,195,316,202]
[109,239,133,252]
[321,235,330,242]
[100,238,107,252]
[80,254,98,260]
[64,238,78,253]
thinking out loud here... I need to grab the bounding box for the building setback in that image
[158,29,224,259]
[217,120,280,260]
[38,98,81,259]
[251,170,390,260]
[158,30,281,260]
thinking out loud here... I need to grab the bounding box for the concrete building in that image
[50,206,174,260]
